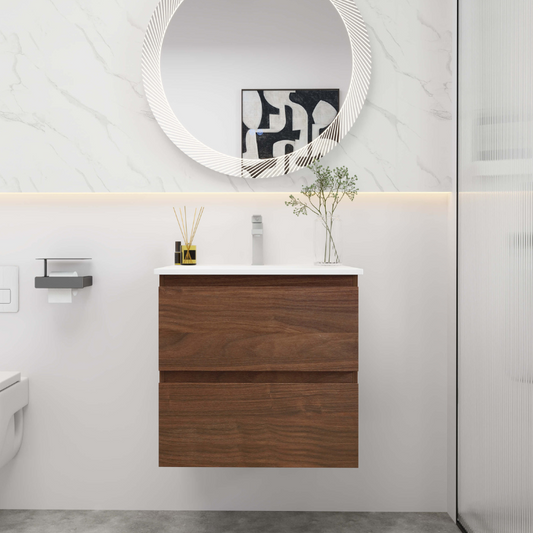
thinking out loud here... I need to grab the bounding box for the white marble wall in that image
[0,0,454,192]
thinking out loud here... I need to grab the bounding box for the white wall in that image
[0,0,455,192]
[447,181,457,520]
[0,193,450,511]
[447,1,457,520]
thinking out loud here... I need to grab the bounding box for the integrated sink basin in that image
[154,264,364,275]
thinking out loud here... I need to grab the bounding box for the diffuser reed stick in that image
[173,206,204,264]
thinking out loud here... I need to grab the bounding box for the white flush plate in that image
[0,266,19,313]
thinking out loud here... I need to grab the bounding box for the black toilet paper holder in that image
[35,258,93,289]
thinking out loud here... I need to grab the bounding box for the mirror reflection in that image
[160,0,352,161]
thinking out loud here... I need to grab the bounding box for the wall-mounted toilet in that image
[0,372,29,469]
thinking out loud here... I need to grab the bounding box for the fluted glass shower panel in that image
[458,1,533,532]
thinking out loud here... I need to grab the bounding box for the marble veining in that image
[0,0,454,192]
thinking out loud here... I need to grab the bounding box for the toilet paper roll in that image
[48,272,78,304]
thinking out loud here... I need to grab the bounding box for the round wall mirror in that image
[142,0,371,178]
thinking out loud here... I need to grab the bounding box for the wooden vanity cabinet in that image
[158,274,359,468]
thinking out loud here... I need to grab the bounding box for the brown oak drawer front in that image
[159,383,358,468]
[159,286,358,371]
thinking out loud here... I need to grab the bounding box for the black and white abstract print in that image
[241,89,339,178]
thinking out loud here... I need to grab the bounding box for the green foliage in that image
[285,161,359,218]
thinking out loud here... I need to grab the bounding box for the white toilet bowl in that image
[0,372,29,469]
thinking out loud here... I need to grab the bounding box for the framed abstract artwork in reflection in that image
[241,89,340,177]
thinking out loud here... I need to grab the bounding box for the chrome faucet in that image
[252,215,263,265]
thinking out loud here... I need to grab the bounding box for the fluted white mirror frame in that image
[142,0,371,179]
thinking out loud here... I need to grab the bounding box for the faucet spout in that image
[252,215,263,265]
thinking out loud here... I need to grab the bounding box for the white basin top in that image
[0,372,21,392]
[154,264,363,276]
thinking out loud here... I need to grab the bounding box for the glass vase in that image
[315,214,342,265]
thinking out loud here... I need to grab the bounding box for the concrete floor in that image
[0,511,459,533]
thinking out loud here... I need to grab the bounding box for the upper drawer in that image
[159,284,358,371]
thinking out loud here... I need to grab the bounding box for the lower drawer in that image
[159,383,358,468]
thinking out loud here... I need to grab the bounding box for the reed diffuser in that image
[173,206,204,265]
